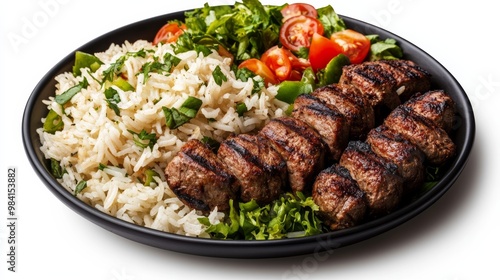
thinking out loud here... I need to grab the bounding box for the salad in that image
[153,1,403,105]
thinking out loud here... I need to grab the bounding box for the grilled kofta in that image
[259,117,326,194]
[339,60,431,110]
[340,141,404,216]
[165,139,239,213]
[312,84,375,139]
[383,106,455,166]
[402,90,456,133]
[312,164,367,230]
[292,94,349,161]
[366,125,425,195]
[376,60,431,102]
[339,62,401,109]
[217,134,287,205]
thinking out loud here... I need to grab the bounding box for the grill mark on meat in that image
[272,117,313,137]
[183,150,234,180]
[313,164,367,230]
[221,135,287,173]
[353,63,396,85]
[383,106,456,165]
[174,193,210,212]
[380,59,431,101]
[292,94,349,161]
[165,139,238,213]
[218,134,287,205]
[223,138,270,171]
[340,62,400,109]
[403,90,456,133]
[312,84,375,139]
[340,60,433,111]
[366,125,425,194]
[340,141,404,216]
[378,60,431,101]
[260,117,325,193]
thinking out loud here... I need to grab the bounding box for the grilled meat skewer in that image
[165,139,239,213]
[312,84,375,139]
[292,94,349,161]
[339,60,431,110]
[312,164,367,230]
[259,117,326,194]
[217,134,287,205]
[340,141,404,216]
[164,59,454,226]
[383,106,455,166]
[366,125,425,194]
[402,90,456,133]
[375,60,432,102]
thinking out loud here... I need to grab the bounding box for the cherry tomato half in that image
[330,29,371,64]
[238,58,278,85]
[309,33,344,72]
[282,48,311,71]
[153,22,187,45]
[279,15,324,52]
[261,46,292,81]
[281,3,318,22]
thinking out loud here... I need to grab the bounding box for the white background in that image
[1,0,499,279]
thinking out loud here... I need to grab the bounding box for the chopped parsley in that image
[102,49,148,83]
[127,129,157,149]
[212,65,227,86]
[73,180,87,196]
[55,77,89,105]
[236,102,248,116]
[163,96,203,129]
[98,163,107,170]
[182,0,284,63]
[235,67,264,94]
[141,52,181,82]
[50,158,65,179]
[178,96,203,117]
[104,87,121,116]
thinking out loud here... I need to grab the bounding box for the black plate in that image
[22,10,475,258]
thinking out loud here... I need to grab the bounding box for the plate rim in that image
[22,9,476,258]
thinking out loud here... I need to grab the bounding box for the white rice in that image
[37,40,288,237]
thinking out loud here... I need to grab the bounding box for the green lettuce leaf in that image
[366,34,403,61]
[199,192,324,240]
[181,0,283,63]
[317,5,346,37]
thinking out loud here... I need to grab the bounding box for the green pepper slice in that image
[275,81,314,104]
[112,76,134,91]
[144,169,159,187]
[322,53,350,85]
[43,109,64,134]
[73,51,103,76]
